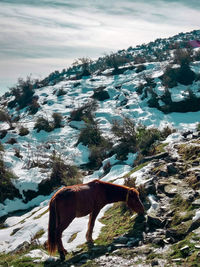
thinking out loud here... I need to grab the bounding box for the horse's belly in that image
[76,208,91,218]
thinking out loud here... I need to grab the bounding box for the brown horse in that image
[48,179,144,260]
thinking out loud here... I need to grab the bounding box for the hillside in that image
[0,29,200,266]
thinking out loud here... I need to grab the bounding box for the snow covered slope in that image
[0,29,200,255]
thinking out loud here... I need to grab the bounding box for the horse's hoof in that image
[86,240,94,248]
[59,251,65,261]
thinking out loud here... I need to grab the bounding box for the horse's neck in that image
[103,183,128,204]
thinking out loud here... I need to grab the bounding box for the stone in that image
[13,241,30,253]
[166,228,185,241]
[127,238,140,247]
[152,238,164,246]
[147,215,164,228]
[192,160,199,166]
[113,236,129,244]
[167,163,178,175]
[164,184,178,196]
[192,199,200,207]
[151,259,159,266]
[180,245,189,251]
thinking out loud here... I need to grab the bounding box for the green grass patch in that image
[0,248,44,267]
[95,202,143,246]
[178,143,200,161]
[169,234,200,266]
[126,162,148,177]
[68,232,79,243]
[33,229,45,240]
[154,142,168,154]
[33,209,49,220]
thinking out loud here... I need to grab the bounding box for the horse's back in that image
[50,181,107,218]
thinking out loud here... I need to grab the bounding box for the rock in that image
[13,241,30,253]
[180,245,190,257]
[164,184,178,196]
[144,181,156,195]
[167,163,178,175]
[166,228,185,241]
[147,215,164,228]
[182,130,193,138]
[151,259,159,266]
[157,170,168,177]
[186,219,200,234]
[172,258,182,262]
[180,245,189,251]
[152,238,164,246]
[140,152,169,164]
[192,160,199,166]
[72,247,83,255]
[192,199,200,207]
[113,236,129,244]
[127,238,140,247]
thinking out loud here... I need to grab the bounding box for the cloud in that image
[0,0,200,94]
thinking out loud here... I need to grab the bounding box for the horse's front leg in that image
[86,208,100,243]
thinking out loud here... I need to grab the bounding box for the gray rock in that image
[152,237,164,246]
[167,163,178,175]
[192,199,200,206]
[164,184,178,196]
[151,259,159,266]
[113,236,129,244]
[13,241,30,253]
[127,238,140,247]
[147,215,164,228]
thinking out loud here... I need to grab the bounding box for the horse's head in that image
[126,188,145,214]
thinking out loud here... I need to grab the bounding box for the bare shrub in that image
[50,156,82,186]
[19,126,29,136]
[111,117,137,160]
[70,101,97,122]
[52,112,63,128]
[6,138,17,145]
[34,117,53,133]
[0,109,13,128]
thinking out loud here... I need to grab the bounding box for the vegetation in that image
[70,101,97,122]
[8,76,39,110]
[19,126,29,136]
[50,156,82,187]
[111,117,173,160]
[34,117,53,133]
[77,120,112,169]
[34,113,64,132]
[0,155,20,203]
[52,112,63,128]
[0,109,13,128]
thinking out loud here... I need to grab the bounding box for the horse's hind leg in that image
[86,208,100,243]
[56,218,73,261]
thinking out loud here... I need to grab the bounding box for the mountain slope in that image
[0,29,200,266]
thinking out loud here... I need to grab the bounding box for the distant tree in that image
[104,52,130,71]
[0,109,13,128]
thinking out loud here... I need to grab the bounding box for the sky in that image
[0,0,200,95]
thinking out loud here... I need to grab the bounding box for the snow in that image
[193,209,200,222]
[131,162,155,187]
[0,43,200,256]
[147,194,159,215]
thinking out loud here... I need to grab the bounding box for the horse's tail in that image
[48,198,57,255]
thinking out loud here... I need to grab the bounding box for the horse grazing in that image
[48,179,144,260]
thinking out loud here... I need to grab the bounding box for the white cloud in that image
[0,0,200,94]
